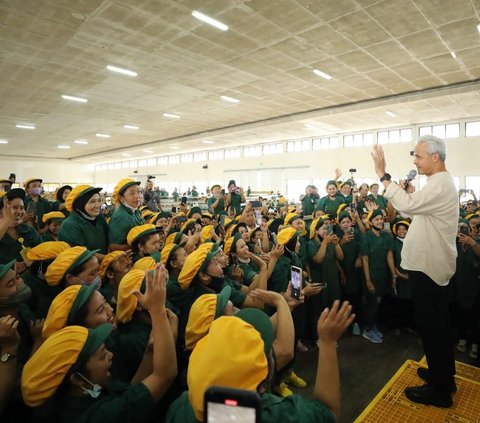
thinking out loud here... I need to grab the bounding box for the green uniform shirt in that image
[51,200,70,218]
[339,229,362,295]
[315,195,346,216]
[40,231,57,242]
[23,270,62,319]
[226,262,258,286]
[392,237,412,299]
[0,224,42,264]
[165,391,335,423]
[337,193,353,205]
[172,191,179,201]
[372,194,388,210]
[58,381,156,423]
[301,194,318,216]
[24,195,52,228]
[207,196,226,215]
[108,204,144,245]
[59,211,109,254]
[452,241,480,309]
[360,230,393,297]
[228,192,243,215]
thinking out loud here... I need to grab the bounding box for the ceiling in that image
[1,0,480,163]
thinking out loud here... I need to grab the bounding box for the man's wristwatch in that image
[1,352,17,362]
[379,173,391,182]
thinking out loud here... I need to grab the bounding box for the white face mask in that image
[75,372,102,399]
[78,275,102,290]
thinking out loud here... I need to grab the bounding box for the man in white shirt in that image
[371,135,458,408]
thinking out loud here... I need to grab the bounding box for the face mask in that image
[79,275,102,290]
[30,187,42,196]
[206,274,225,292]
[0,283,32,309]
[75,373,102,399]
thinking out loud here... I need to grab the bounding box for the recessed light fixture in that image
[304,124,318,129]
[62,94,88,103]
[385,111,396,117]
[0,140,8,144]
[163,113,181,119]
[477,23,480,33]
[57,145,70,149]
[203,140,214,144]
[123,124,139,130]
[450,51,457,59]
[313,69,332,80]
[143,149,154,154]
[16,124,36,129]
[221,95,240,104]
[121,152,132,157]
[170,146,180,150]
[192,10,228,31]
[106,65,138,77]
[74,140,89,145]
[96,133,111,138]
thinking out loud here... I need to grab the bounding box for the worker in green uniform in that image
[51,184,72,218]
[127,224,162,263]
[22,241,71,319]
[360,209,395,344]
[315,181,347,217]
[161,243,187,286]
[207,184,226,216]
[166,300,354,423]
[300,185,319,217]
[23,178,52,229]
[22,265,177,423]
[109,178,144,251]
[390,220,414,336]
[58,185,109,258]
[224,180,245,215]
[369,183,388,210]
[40,211,65,242]
[98,251,132,306]
[337,211,363,336]
[0,189,42,265]
[337,180,354,204]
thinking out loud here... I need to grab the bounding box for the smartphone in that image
[291,265,302,300]
[325,224,333,235]
[26,201,36,214]
[204,386,261,423]
[271,232,277,245]
[459,225,470,236]
[171,206,177,213]
[347,227,354,235]
[250,200,262,208]
[176,216,187,225]
[384,222,391,232]
[350,203,356,211]
[220,214,227,226]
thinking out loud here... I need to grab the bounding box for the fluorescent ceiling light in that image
[304,124,318,129]
[477,23,480,33]
[124,124,139,129]
[96,133,111,138]
[74,140,88,145]
[121,153,132,157]
[62,94,88,103]
[203,140,214,144]
[143,149,154,153]
[385,111,396,117]
[16,124,35,129]
[313,69,332,80]
[106,65,138,77]
[450,51,457,59]
[170,146,180,150]
[57,145,70,149]
[221,95,240,104]
[192,10,228,31]
[0,140,8,144]
[163,113,181,119]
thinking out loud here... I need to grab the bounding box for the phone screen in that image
[207,402,256,423]
[205,387,260,423]
[291,266,302,300]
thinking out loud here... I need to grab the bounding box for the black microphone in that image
[404,169,417,191]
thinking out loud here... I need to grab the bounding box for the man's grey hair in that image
[417,135,446,161]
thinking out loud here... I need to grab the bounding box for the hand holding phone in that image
[205,386,261,423]
[291,266,302,300]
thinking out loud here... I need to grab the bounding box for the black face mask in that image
[0,283,32,309]
[206,274,225,292]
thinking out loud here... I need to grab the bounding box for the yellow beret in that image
[132,257,156,271]
[465,213,480,220]
[181,218,197,233]
[185,286,232,351]
[165,232,177,245]
[42,284,97,339]
[200,225,214,243]
[116,269,145,323]
[277,227,298,245]
[42,211,65,224]
[298,220,307,237]
[141,209,154,220]
[310,218,321,239]
[178,243,217,290]
[65,185,102,212]
[26,241,70,261]
[284,213,300,226]
[127,224,158,247]
[223,237,235,256]
[22,324,112,407]
[188,317,268,421]
[98,250,126,280]
[392,220,410,235]
[23,178,42,188]
[112,178,140,205]
[160,243,180,266]
[45,246,98,286]
[223,217,234,227]
[336,203,347,220]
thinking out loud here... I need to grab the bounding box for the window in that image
[466,176,480,198]
[181,153,193,163]
[43,183,59,193]
[262,143,283,155]
[169,155,179,164]
[287,139,311,152]
[243,146,262,157]
[466,121,480,137]
[286,179,310,201]
[313,179,330,195]
[225,148,241,159]
[344,133,373,147]
[378,128,412,144]
[128,160,137,169]
[138,159,147,167]
[312,136,338,150]
[95,165,102,172]
[107,163,114,170]
[114,162,121,170]
[147,158,157,166]
[194,152,207,162]
[208,150,224,160]
[344,135,353,147]
[420,123,459,139]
